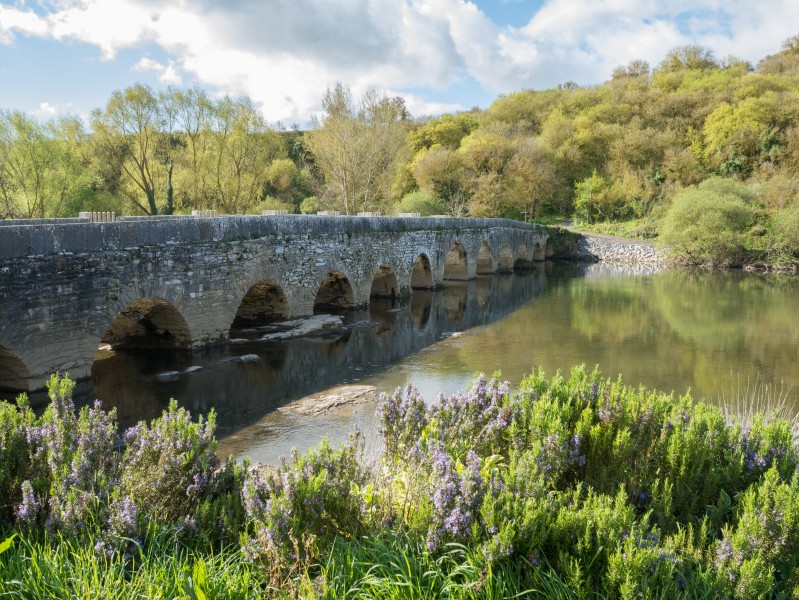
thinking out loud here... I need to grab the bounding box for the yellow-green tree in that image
[0,111,90,218]
[306,84,409,214]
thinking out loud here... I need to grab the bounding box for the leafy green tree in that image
[413,145,469,216]
[91,84,168,215]
[171,86,215,210]
[209,96,283,214]
[0,111,90,218]
[767,206,799,261]
[306,84,409,214]
[504,139,559,219]
[658,45,718,72]
[407,112,479,153]
[573,171,638,223]
[612,59,650,80]
[661,178,759,265]
[393,190,445,216]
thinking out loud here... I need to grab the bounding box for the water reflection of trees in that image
[563,270,799,403]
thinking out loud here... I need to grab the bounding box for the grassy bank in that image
[1,368,798,598]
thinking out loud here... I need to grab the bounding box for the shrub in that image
[299,196,317,214]
[767,205,799,263]
[394,190,445,216]
[118,399,218,524]
[660,177,759,265]
[241,432,367,575]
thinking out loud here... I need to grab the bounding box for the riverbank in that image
[1,369,798,598]
[572,231,669,267]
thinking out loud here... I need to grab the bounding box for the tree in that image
[91,84,168,215]
[171,86,215,210]
[658,45,718,72]
[209,96,282,214]
[660,178,758,265]
[612,59,650,80]
[414,146,469,216]
[305,84,409,214]
[504,139,559,219]
[0,111,90,218]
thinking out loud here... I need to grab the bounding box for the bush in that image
[299,195,317,214]
[118,399,218,524]
[660,177,759,265]
[241,432,367,577]
[768,206,799,263]
[573,171,641,223]
[394,190,446,216]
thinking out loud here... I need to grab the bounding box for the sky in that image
[1,0,798,127]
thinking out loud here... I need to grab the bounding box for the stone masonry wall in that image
[573,233,668,267]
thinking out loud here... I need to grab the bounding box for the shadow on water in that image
[55,265,555,439]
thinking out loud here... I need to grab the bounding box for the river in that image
[9,262,799,464]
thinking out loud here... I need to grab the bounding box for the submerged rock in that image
[258,315,345,341]
[155,371,182,382]
[282,384,380,416]
[218,354,261,365]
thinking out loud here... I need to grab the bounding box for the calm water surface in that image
[18,263,798,464]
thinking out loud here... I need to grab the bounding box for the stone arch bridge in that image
[0,215,549,393]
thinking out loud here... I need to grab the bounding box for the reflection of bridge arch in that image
[101,297,192,350]
[0,346,31,393]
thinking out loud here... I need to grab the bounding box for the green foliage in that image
[2,368,799,595]
[299,195,318,214]
[393,190,445,216]
[767,205,799,262]
[119,399,218,523]
[661,178,760,265]
[574,171,637,223]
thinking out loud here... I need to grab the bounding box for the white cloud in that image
[33,101,58,118]
[133,57,182,85]
[30,101,76,119]
[2,0,799,123]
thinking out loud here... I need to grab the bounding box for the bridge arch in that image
[314,270,356,311]
[443,241,469,280]
[532,242,546,261]
[101,297,192,350]
[477,241,494,274]
[498,245,514,273]
[370,265,399,299]
[230,279,289,333]
[410,253,434,289]
[0,346,31,392]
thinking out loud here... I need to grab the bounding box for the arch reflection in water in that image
[85,271,549,435]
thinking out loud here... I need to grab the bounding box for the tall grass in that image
[718,374,799,441]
